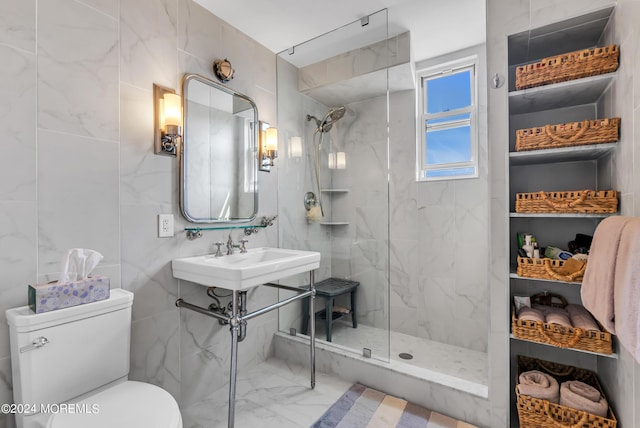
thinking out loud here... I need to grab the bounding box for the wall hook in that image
[491,73,505,89]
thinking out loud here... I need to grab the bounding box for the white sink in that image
[172,247,321,290]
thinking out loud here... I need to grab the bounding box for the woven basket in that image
[515,190,618,214]
[516,45,619,90]
[516,118,620,152]
[516,256,586,282]
[516,356,617,428]
[512,308,613,354]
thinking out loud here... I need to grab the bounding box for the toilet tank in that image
[6,288,134,407]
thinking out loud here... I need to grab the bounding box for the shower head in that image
[320,106,346,132]
[326,106,346,122]
[306,106,346,133]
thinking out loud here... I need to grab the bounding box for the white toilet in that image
[6,288,182,428]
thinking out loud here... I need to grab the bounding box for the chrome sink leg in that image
[228,290,239,428]
[310,270,316,389]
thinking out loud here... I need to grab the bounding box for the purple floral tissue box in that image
[28,276,110,313]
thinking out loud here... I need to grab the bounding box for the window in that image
[417,60,477,181]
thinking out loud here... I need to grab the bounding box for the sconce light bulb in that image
[265,127,278,152]
[258,121,277,171]
[153,83,181,157]
[163,93,182,129]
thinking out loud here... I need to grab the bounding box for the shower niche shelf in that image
[318,188,350,225]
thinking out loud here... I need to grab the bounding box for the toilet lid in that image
[47,381,182,428]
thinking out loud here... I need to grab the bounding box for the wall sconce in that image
[289,136,302,158]
[153,83,182,157]
[259,121,278,172]
[328,151,346,169]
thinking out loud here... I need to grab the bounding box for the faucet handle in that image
[239,239,248,253]
[261,215,278,226]
[214,242,224,257]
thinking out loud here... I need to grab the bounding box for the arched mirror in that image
[180,74,258,223]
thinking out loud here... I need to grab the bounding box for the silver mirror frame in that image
[179,73,259,223]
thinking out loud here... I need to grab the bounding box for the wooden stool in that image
[302,278,359,342]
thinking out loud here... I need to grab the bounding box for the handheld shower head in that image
[319,106,346,132]
[307,106,346,133]
[304,106,346,217]
[326,106,346,122]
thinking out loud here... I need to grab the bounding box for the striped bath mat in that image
[311,384,478,428]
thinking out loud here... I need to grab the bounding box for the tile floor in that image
[182,319,489,427]
[181,357,352,428]
[181,355,482,428]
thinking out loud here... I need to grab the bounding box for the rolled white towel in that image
[560,381,608,417]
[544,307,573,327]
[532,304,553,316]
[518,370,560,403]
[518,307,545,322]
[566,304,600,331]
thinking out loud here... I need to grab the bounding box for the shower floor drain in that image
[398,352,413,360]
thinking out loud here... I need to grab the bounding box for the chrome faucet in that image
[226,234,248,255]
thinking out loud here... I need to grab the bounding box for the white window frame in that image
[416,57,478,182]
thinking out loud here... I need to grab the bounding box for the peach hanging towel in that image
[582,216,640,363]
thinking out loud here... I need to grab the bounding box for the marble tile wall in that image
[487,0,640,426]
[390,44,490,353]
[0,0,278,427]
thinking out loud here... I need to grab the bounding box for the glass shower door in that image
[275,9,390,362]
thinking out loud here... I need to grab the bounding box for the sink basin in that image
[172,247,321,290]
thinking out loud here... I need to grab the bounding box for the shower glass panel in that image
[275,9,390,361]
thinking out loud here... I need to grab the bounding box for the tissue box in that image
[28,276,110,314]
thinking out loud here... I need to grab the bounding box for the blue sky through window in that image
[424,69,472,168]
[418,62,476,181]
[426,125,471,165]
[426,70,471,114]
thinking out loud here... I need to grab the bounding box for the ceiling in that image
[193,0,486,64]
